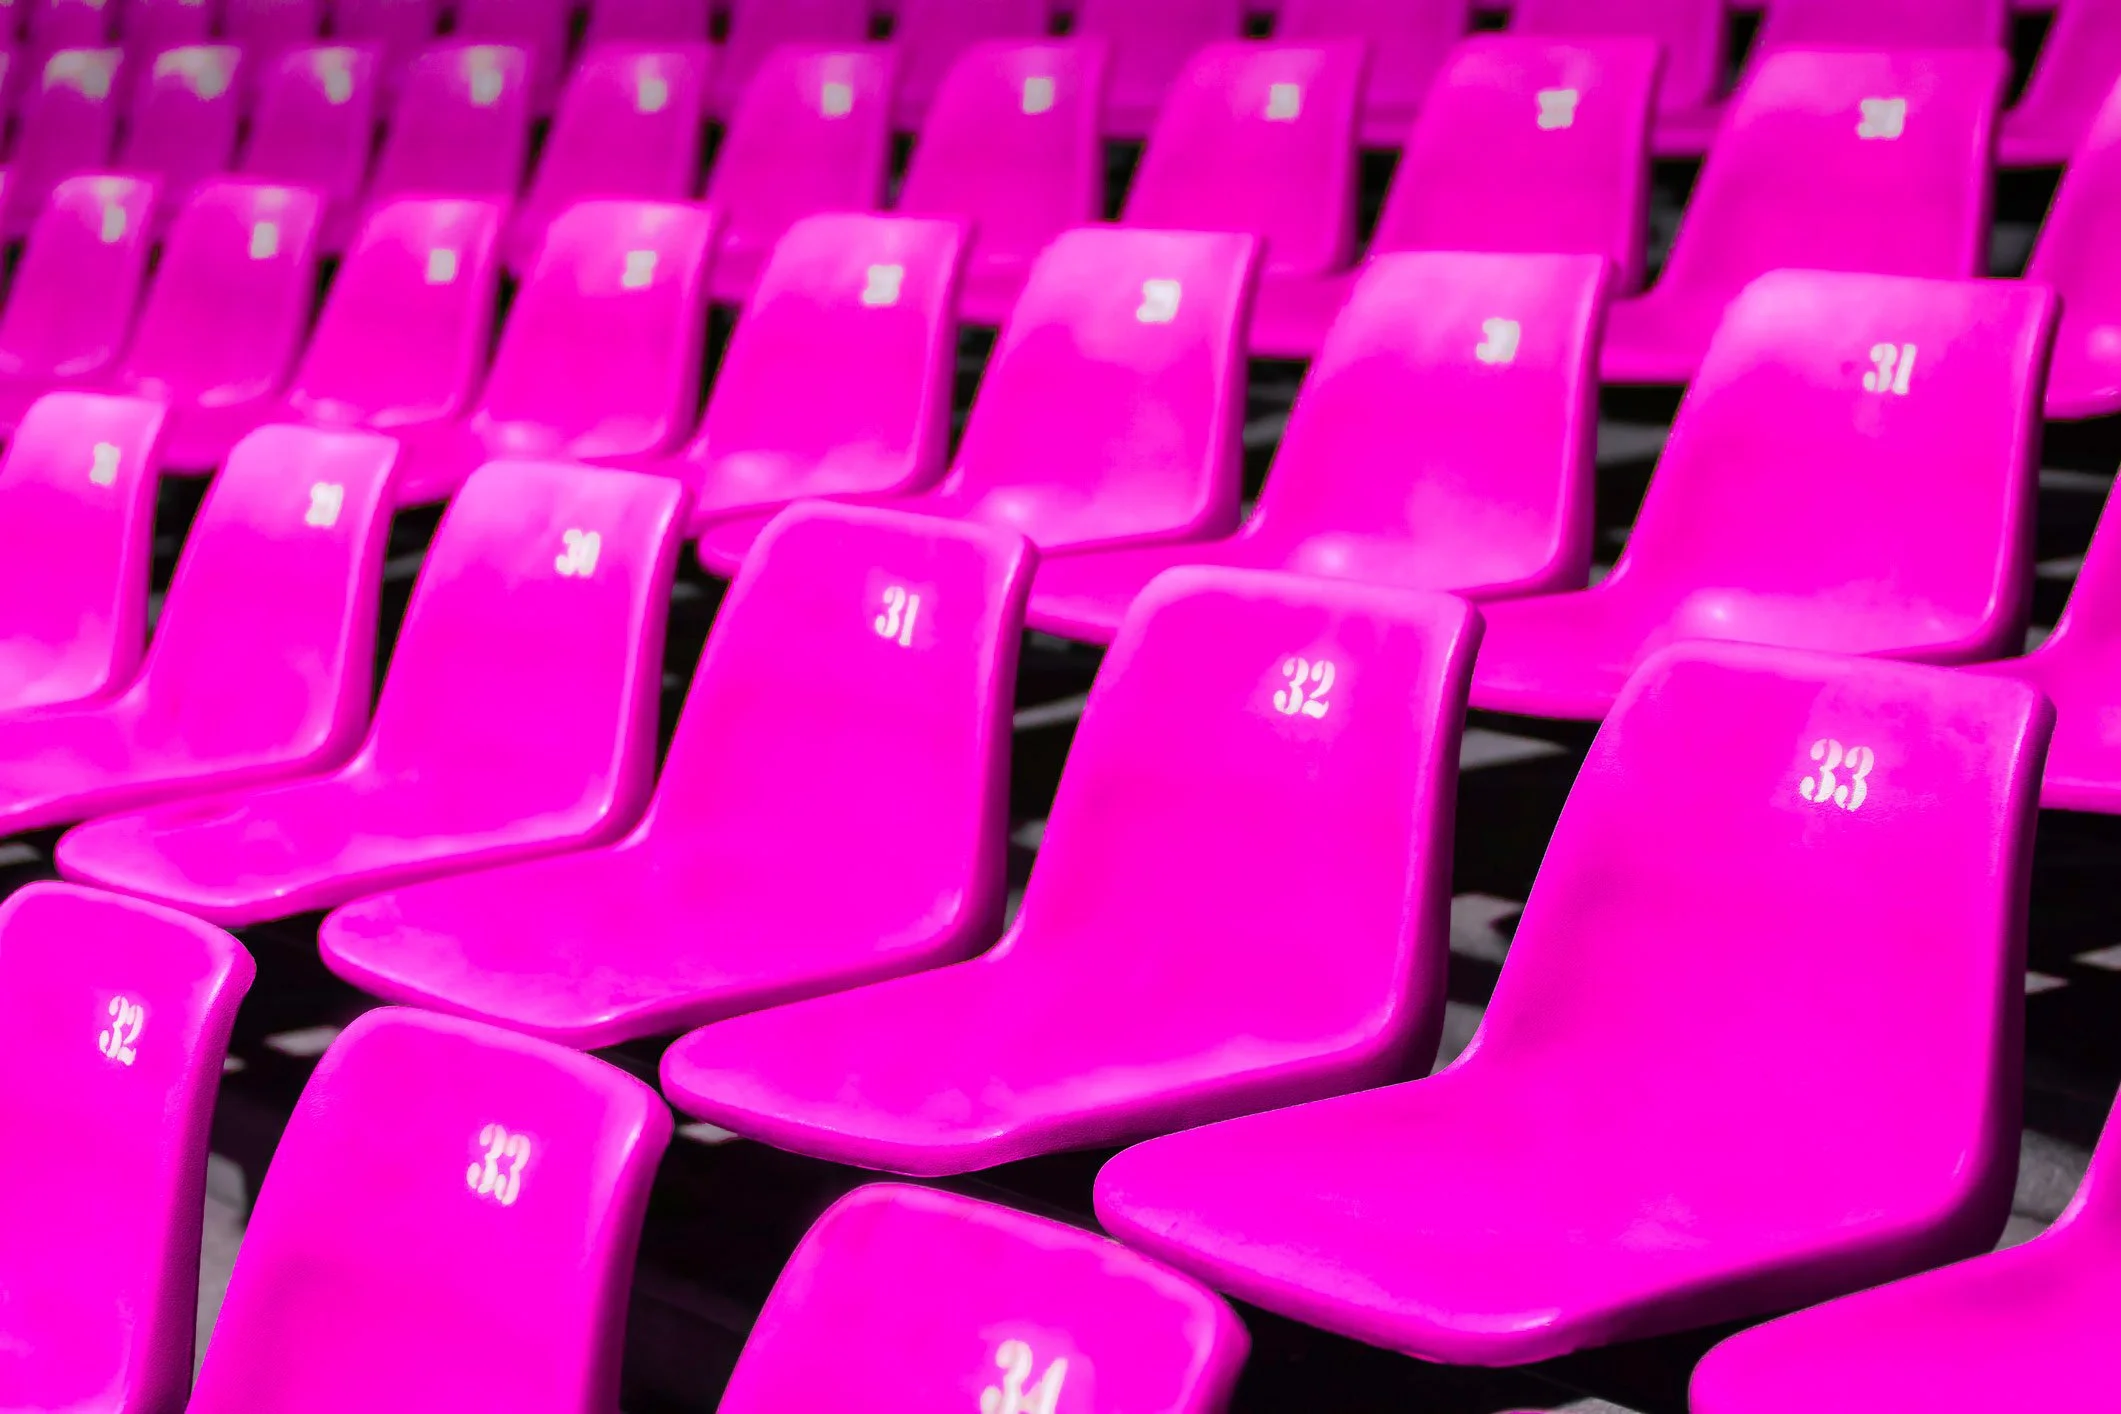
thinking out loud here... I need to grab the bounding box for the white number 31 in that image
[1801,738,1875,812]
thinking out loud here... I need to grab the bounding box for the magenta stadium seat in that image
[1690,1086,2121,1413]
[710,0,872,118]
[223,0,324,64]
[1073,0,1245,138]
[706,45,895,303]
[284,198,503,452]
[660,568,1480,1174]
[118,45,243,226]
[0,176,157,436]
[2000,0,2121,165]
[505,42,712,273]
[366,43,532,218]
[332,0,439,93]
[1474,270,2050,722]
[1096,642,2049,1364]
[890,0,1050,130]
[1254,34,1658,357]
[1602,48,2004,385]
[678,215,965,542]
[1513,0,1726,158]
[112,179,321,472]
[897,39,1107,326]
[1124,41,1363,355]
[2023,79,2121,418]
[454,0,570,110]
[0,395,164,714]
[401,200,715,505]
[25,0,111,56]
[0,883,253,1414]
[4,49,125,239]
[0,428,395,836]
[55,462,684,927]
[1032,251,1606,644]
[243,46,384,252]
[719,1185,1249,1413]
[320,503,1031,1048]
[1277,0,1472,147]
[121,0,214,65]
[589,0,711,46]
[186,1009,671,1413]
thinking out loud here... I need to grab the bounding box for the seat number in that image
[555,529,602,578]
[306,482,345,528]
[1801,738,1875,812]
[1137,279,1182,325]
[1265,82,1302,121]
[861,264,905,308]
[466,1123,531,1207]
[1022,76,1056,114]
[88,441,122,486]
[1863,343,1917,396]
[98,996,144,1067]
[1476,318,1522,366]
[1857,97,1907,141]
[875,585,923,647]
[980,1340,1067,1414]
[1536,88,1579,130]
[1273,656,1335,719]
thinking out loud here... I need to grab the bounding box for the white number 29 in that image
[1273,657,1335,719]
[1801,738,1876,812]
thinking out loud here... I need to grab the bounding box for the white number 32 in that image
[1273,657,1335,719]
[98,996,144,1066]
[1801,738,1875,812]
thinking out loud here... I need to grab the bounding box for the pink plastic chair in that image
[0,394,165,715]
[719,1185,1250,1414]
[118,44,242,226]
[710,0,872,117]
[1253,34,1658,358]
[1073,0,1244,138]
[1277,0,1472,146]
[243,45,383,253]
[2021,79,2121,418]
[705,44,895,302]
[0,427,395,835]
[3,48,125,239]
[331,0,438,95]
[1474,270,2051,721]
[2000,0,2121,164]
[1602,48,2005,385]
[223,0,323,67]
[675,214,965,544]
[401,200,716,505]
[505,42,712,272]
[283,198,503,454]
[56,462,684,927]
[0,175,157,435]
[661,567,1481,1174]
[453,0,569,110]
[890,0,1050,130]
[1690,1084,2121,1413]
[1123,41,1363,354]
[111,179,321,472]
[0,883,253,1414]
[365,43,532,218]
[186,1008,671,1413]
[321,503,1031,1048]
[587,0,711,46]
[897,38,1108,325]
[121,0,215,66]
[25,0,111,57]
[1096,641,2048,1364]
[1033,251,1606,644]
[1513,0,1725,157]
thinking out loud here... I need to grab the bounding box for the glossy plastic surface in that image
[710,0,870,117]
[891,0,1050,129]
[1475,270,2051,720]
[1513,0,1725,156]
[2000,0,2121,164]
[243,45,384,251]
[333,0,438,90]
[367,43,532,215]
[588,0,711,46]
[661,568,1481,1174]
[321,504,1032,1048]
[706,45,895,301]
[0,883,254,1414]
[0,175,157,435]
[1032,251,1606,644]
[56,462,684,927]
[1278,0,1471,146]
[454,0,570,108]
[1074,0,1245,138]
[224,0,326,61]
[4,49,124,238]
[1097,642,2049,1364]
[720,1185,1249,1414]
[1602,49,2004,384]
[25,0,110,56]
[187,1009,672,1414]
[119,45,243,227]
[2022,77,2121,418]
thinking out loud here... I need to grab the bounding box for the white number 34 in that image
[1801,738,1875,812]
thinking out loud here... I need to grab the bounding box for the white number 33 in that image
[467,1123,531,1207]
[1801,738,1875,812]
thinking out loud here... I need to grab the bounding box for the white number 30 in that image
[1273,657,1335,719]
[467,1123,531,1207]
[1801,738,1875,812]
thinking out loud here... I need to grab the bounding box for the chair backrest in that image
[223,0,325,54]
[706,45,896,260]
[244,45,384,207]
[719,1184,1249,1413]
[1652,48,2003,302]
[473,200,716,461]
[1511,0,1724,114]
[2005,0,2121,162]
[369,42,533,206]
[9,49,126,224]
[1470,641,2043,1233]
[0,883,253,1414]
[711,0,872,115]
[350,461,682,829]
[122,0,215,65]
[120,44,243,213]
[288,197,503,430]
[331,0,439,84]
[523,43,711,222]
[28,0,111,52]
[125,426,397,769]
[0,394,164,712]
[890,0,1050,128]
[1011,565,1481,1078]
[1123,40,1365,278]
[2023,72,2121,412]
[118,180,322,404]
[187,1009,672,1412]
[588,0,711,46]
[644,504,1032,954]
[1375,35,1661,292]
[1276,0,1472,134]
[0,175,157,383]
[898,39,1107,273]
[454,0,570,99]
[945,227,1257,551]
[1610,270,2049,662]
[1755,0,2009,53]
[1247,250,1607,598]
[1073,0,1246,131]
